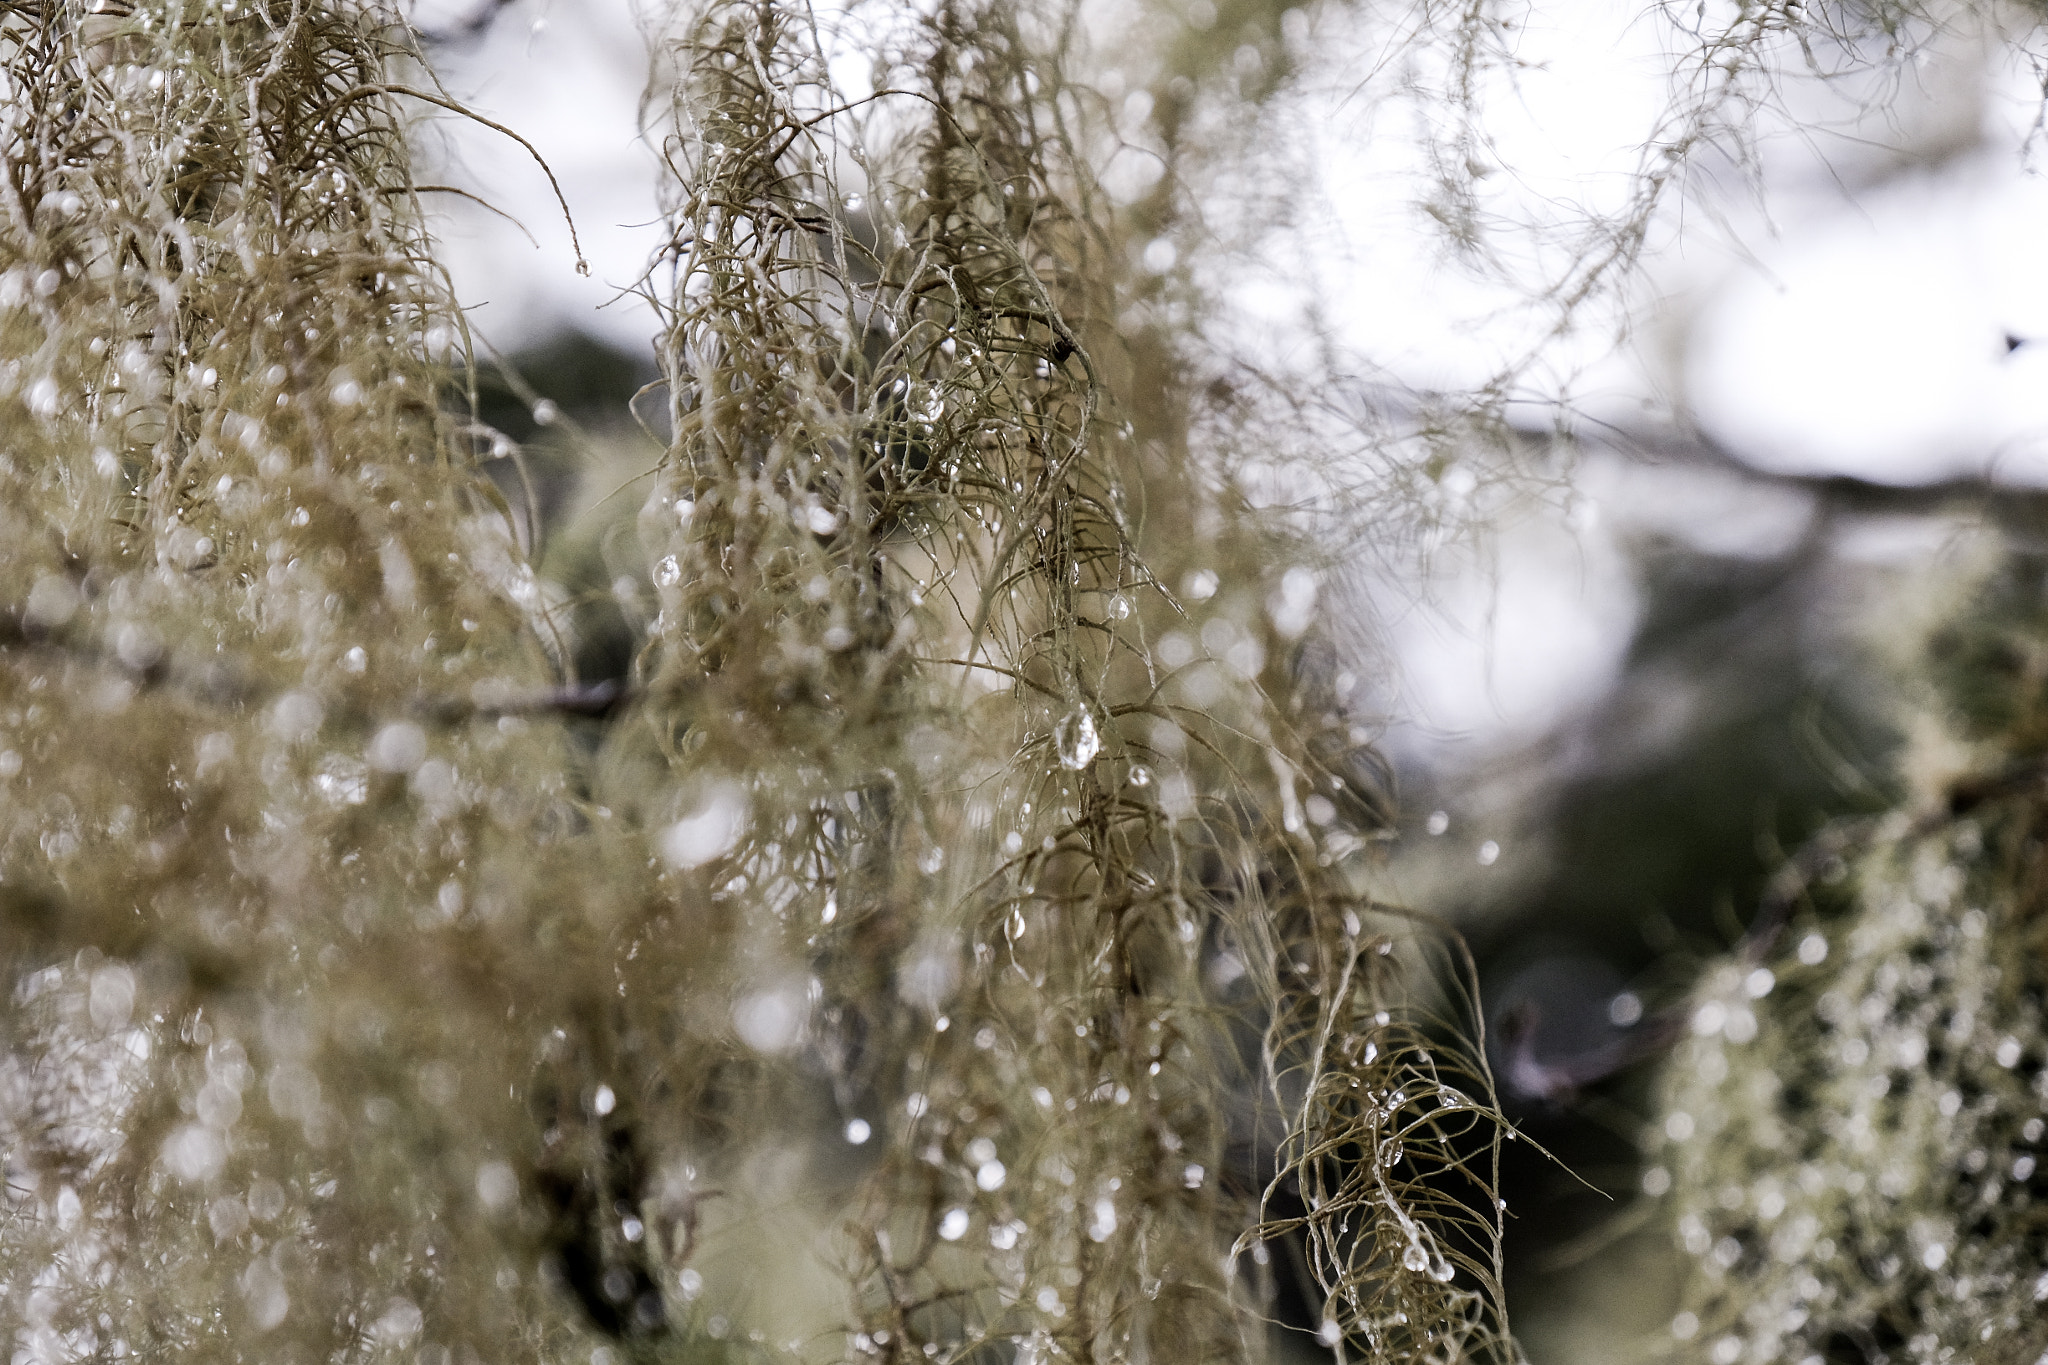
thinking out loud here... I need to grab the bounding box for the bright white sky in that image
[412,0,666,355]
[413,0,2048,756]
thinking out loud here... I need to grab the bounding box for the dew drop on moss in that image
[1054,709,1099,770]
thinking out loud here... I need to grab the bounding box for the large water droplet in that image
[661,783,749,869]
[1054,709,1100,770]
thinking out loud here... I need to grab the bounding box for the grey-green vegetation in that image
[2,0,2046,1363]
[1652,541,2048,1365]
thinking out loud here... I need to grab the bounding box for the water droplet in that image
[1127,764,1151,787]
[843,193,864,212]
[591,1084,616,1116]
[24,574,80,627]
[114,622,163,671]
[652,555,683,588]
[1401,1242,1429,1272]
[240,1258,289,1330]
[1426,809,1449,835]
[938,1207,970,1241]
[845,1117,872,1144]
[313,755,368,806]
[1110,594,1132,619]
[1054,709,1100,770]
[733,986,805,1053]
[476,1161,517,1211]
[661,783,749,869]
[1477,840,1500,866]
[162,1124,225,1182]
[371,1297,423,1346]
[366,721,426,774]
[89,965,135,1030]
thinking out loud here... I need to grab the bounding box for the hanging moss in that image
[0,1,1512,1362]
[608,0,1515,1359]
[0,0,588,1358]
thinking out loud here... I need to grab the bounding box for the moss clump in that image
[1652,544,2048,1365]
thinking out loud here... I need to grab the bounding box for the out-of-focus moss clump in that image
[1651,540,2048,1365]
[0,0,600,1359]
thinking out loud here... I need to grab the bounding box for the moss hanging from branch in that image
[0,0,1511,1361]
[623,0,1514,1360]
